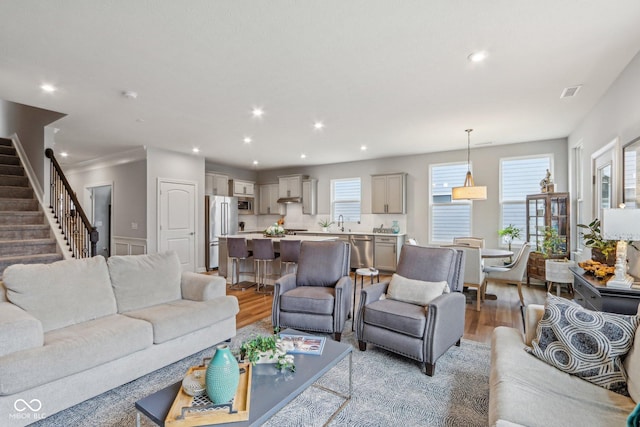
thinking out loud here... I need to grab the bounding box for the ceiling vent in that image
[560,85,582,98]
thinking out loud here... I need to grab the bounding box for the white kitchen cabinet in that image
[230,180,255,196]
[374,235,402,271]
[302,179,317,215]
[258,183,285,215]
[205,173,229,196]
[371,173,406,214]
[278,175,307,198]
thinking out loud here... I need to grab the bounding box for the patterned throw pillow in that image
[527,294,640,395]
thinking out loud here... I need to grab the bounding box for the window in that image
[331,178,361,222]
[574,144,585,250]
[430,163,471,243]
[500,155,552,244]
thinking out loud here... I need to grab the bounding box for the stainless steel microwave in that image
[238,197,254,215]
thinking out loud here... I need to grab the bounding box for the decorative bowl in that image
[181,369,206,397]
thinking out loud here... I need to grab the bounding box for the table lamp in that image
[602,207,640,288]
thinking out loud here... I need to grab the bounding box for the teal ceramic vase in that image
[205,344,240,404]
[391,220,400,234]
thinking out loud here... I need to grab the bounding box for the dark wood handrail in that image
[45,148,98,257]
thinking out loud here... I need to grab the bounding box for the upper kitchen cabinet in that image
[230,179,255,197]
[302,178,317,215]
[278,174,308,199]
[258,183,285,215]
[371,173,406,214]
[205,173,229,196]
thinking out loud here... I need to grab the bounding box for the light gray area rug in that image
[34,319,490,427]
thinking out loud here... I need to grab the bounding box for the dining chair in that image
[279,239,301,276]
[483,243,533,306]
[449,245,486,311]
[453,237,485,248]
[227,237,255,290]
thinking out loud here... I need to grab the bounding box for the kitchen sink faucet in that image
[338,215,344,232]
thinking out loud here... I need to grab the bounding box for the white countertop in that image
[219,234,337,242]
[237,230,406,237]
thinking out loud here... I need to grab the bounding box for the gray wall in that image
[257,137,568,247]
[569,50,640,273]
[66,159,147,239]
[147,147,205,269]
[0,99,65,189]
[205,160,258,182]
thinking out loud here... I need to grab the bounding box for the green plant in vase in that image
[318,218,334,232]
[541,226,565,258]
[498,224,521,252]
[577,218,637,265]
[240,333,295,372]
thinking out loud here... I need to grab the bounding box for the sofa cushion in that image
[527,294,640,396]
[386,273,449,306]
[123,296,239,344]
[280,286,335,315]
[363,299,426,338]
[624,316,640,402]
[490,326,636,426]
[3,256,117,332]
[108,251,182,312]
[0,302,43,357]
[0,314,152,395]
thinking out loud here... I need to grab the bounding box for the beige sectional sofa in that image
[490,304,639,427]
[0,251,239,427]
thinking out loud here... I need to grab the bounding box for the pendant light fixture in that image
[452,129,487,200]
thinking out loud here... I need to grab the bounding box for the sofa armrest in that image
[181,272,227,301]
[423,292,466,364]
[360,280,390,304]
[0,302,43,357]
[274,273,297,296]
[524,304,545,346]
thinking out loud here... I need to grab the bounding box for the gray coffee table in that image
[135,329,352,426]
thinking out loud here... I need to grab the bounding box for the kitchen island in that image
[217,234,337,283]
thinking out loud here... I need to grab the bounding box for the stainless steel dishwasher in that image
[350,235,374,269]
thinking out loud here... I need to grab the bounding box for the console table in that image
[570,267,640,314]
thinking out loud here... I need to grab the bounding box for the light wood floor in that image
[211,271,560,344]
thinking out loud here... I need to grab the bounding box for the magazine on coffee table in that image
[279,333,326,355]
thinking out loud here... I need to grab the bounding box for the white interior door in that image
[159,180,196,272]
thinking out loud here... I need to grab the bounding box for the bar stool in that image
[279,239,301,276]
[252,238,279,294]
[227,237,255,290]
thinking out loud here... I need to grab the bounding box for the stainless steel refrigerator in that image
[205,195,238,270]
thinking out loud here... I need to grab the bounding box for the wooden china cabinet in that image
[525,192,570,284]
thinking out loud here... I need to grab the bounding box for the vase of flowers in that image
[264,223,285,237]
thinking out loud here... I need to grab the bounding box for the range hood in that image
[277,196,302,204]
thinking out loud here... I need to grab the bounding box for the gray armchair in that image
[355,245,465,376]
[272,240,352,341]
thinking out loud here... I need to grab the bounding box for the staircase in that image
[0,138,62,276]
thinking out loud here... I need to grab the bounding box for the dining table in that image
[480,248,514,259]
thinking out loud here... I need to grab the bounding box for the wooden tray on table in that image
[165,362,252,427]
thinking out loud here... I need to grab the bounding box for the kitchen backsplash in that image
[253,203,407,233]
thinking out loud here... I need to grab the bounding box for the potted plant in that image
[541,226,565,258]
[577,218,617,265]
[318,218,334,232]
[498,224,521,252]
[240,334,295,372]
[264,222,285,237]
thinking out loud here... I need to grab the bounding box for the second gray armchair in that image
[272,240,352,341]
[355,245,465,376]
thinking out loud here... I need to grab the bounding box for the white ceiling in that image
[1,1,639,170]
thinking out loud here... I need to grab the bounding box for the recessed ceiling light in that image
[313,121,325,130]
[40,83,57,93]
[243,137,252,144]
[300,154,306,159]
[360,145,367,151]
[60,151,68,157]
[122,90,138,99]
[252,160,259,165]
[468,51,488,63]
[192,147,200,154]
[251,107,264,118]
